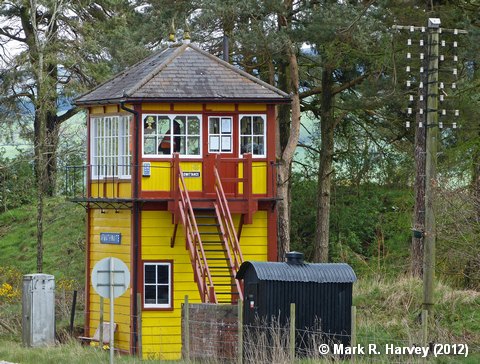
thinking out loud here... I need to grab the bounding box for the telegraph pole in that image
[393,19,467,314]
[423,18,440,312]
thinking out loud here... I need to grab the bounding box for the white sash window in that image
[90,115,131,178]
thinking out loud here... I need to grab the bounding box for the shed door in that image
[204,116,237,195]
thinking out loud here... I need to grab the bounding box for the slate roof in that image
[75,43,290,105]
[236,261,357,283]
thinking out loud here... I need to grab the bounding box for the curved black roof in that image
[236,261,357,283]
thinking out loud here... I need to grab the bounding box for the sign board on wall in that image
[183,171,201,178]
[100,233,122,245]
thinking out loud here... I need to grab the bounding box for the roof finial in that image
[168,18,176,43]
[183,20,191,44]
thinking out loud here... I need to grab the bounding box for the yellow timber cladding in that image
[141,210,268,360]
[88,209,132,352]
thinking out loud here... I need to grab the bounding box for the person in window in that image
[158,120,181,154]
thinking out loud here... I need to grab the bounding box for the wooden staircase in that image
[173,156,244,304]
[194,208,240,303]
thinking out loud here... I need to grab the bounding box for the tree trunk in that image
[411,69,427,277]
[276,39,301,262]
[314,67,335,263]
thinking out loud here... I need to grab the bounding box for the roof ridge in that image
[125,44,188,97]
[186,43,289,98]
[74,47,172,104]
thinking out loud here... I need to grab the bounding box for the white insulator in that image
[442,109,446,115]
[441,40,446,47]
[409,95,414,101]
[407,107,412,114]
[454,41,458,47]
[419,122,423,128]
[406,121,411,128]
[454,29,458,35]
[453,122,457,128]
[407,80,411,87]
[440,95,444,102]
[420,53,424,60]
[421,27,426,32]
[453,68,457,75]
[407,39,412,45]
[440,82,444,89]
[452,82,457,89]
[420,95,424,101]
[454,55,458,62]
[439,122,443,128]
[407,52,411,59]
[406,66,411,72]
[440,55,445,61]
[420,39,424,46]
[419,108,424,114]
[455,110,459,116]
[420,66,424,73]
[410,26,415,32]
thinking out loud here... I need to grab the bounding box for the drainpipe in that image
[120,101,140,356]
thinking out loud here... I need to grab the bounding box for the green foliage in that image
[0,150,35,211]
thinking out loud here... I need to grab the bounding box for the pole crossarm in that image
[392,25,468,35]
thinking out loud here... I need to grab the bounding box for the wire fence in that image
[10,289,475,363]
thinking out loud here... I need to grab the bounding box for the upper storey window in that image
[143,114,201,157]
[239,115,266,157]
[91,115,131,178]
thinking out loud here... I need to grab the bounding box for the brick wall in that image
[182,303,238,361]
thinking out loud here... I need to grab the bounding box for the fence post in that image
[183,295,190,361]
[351,306,357,363]
[422,309,428,363]
[99,296,104,345]
[69,290,77,335]
[290,303,296,362]
[136,293,142,358]
[238,300,243,364]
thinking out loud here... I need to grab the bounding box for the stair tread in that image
[212,274,234,277]
[214,284,237,286]
[197,223,220,226]
[216,292,240,295]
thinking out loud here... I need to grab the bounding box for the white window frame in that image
[90,115,131,178]
[143,262,172,309]
[142,114,202,158]
[238,114,267,158]
[208,116,233,153]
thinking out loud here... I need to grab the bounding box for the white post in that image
[109,257,115,364]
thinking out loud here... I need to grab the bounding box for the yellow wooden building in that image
[71,41,290,359]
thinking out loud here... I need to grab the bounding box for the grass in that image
[0,197,86,281]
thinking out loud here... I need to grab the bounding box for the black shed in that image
[236,252,356,352]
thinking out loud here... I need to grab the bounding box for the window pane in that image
[145,285,156,304]
[240,116,251,134]
[157,286,169,304]
[157,265,169,284]
[253,136,264,155]
[176,136,186,154]
[221,118,232,134]
[253,116,264,135]
[210,136,220,152]
[145,265,156,284]
[187,137,200,155]
[144,136,157,155]
[240,136,252,154]
[209,118,219,134]
[144,115,156,134]
[188,116,200,135]
[174,117,186,134]
[157,116,170,134]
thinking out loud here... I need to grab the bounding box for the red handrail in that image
[174,156,217,303]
